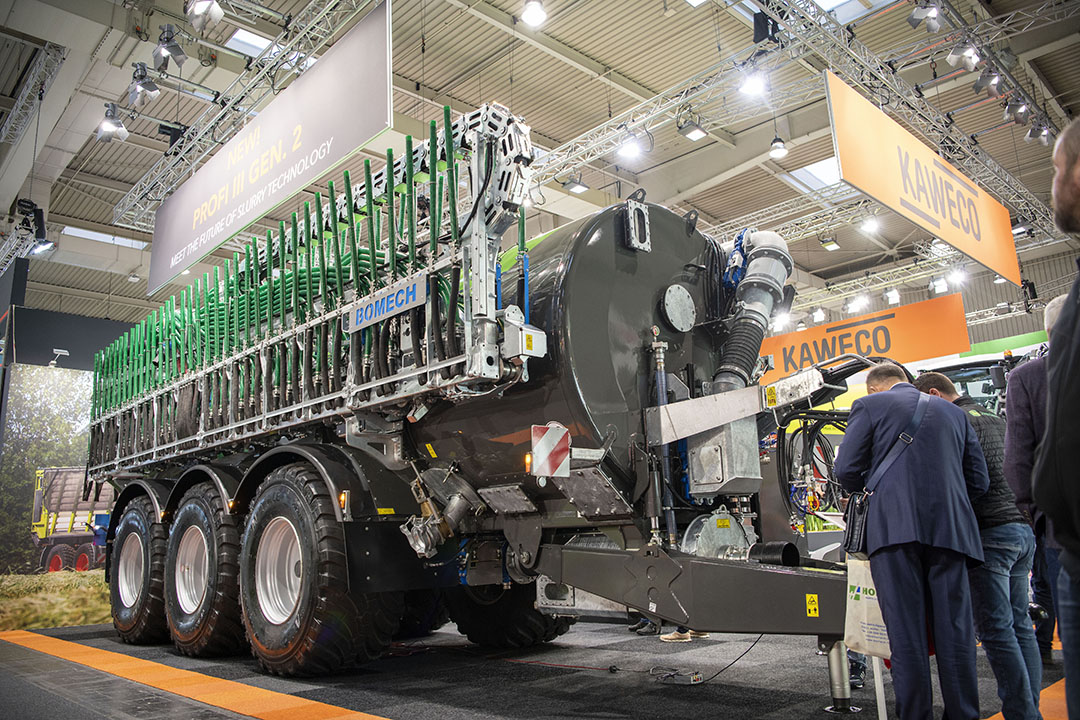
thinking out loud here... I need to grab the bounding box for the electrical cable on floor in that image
[652,633,764,685]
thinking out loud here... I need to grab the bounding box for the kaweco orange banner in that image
[759,294,970,385]
[825,71,1020,286]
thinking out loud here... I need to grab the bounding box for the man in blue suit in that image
[836,362,990,720]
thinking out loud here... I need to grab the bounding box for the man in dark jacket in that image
[915,372,1041,720]
[1033,115,1080,718]
[836,362,989,720]
[1005,294,1068,663]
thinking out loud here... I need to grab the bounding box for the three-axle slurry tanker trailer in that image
[87,103,856,708]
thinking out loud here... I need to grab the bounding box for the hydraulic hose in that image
[653,344,678,548]
[411,306,426,384]
[711,231,793,393]
[446,264,461,364]
[378,319,394,394]
[431,274,450,379]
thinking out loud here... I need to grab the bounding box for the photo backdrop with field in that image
[0,364,93,571]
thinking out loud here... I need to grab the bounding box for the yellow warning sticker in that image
[526,334,533,351]
[377,507,395,516]
[765,386,778,408]
[716,518,731,529]
[426,443,437,458]
[806,593,820,618]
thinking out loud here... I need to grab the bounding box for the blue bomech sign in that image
[343,275,427,333]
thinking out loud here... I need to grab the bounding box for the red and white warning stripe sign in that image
[531,422,571,478]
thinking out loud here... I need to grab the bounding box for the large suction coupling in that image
[712,231,792,393]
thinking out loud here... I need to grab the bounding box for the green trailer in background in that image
[31,467,113,572]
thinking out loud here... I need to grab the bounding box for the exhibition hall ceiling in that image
[0,0,1077,324]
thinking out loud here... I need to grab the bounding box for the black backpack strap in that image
[865,393,932,494]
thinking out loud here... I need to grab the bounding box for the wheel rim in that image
[255,517,302,625]
[48,554,62,572]
[75,553,90,571]
[175,525,209,615]
[118,532,145,608]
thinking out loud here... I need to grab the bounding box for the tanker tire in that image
[394,589,450,640]
[446,582,573,649]
[110,496,169,643]
[165,482,246,657]
[239,462,402,676]
[44,544,75,572]
[74,543,95,572]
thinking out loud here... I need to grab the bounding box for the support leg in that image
[823,637,861,714]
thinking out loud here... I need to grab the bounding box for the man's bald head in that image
[1053,117,1080,234]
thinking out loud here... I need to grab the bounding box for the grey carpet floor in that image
[18,621,1063,719]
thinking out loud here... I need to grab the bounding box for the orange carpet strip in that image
[0,630,388,720]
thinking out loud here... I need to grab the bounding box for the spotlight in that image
[31,239,54,255]
[128,62,160,108]
[181,269,191,275]
[948,268,966,286]
[185,0,224,33]
[521,0,547,28]
[127,272,141,283]
[812,308,826,323]
[153,24,187,72]
[773,312,790,330]
[972,67,1000,98]
[848,295,869,314]
[739,71,767,96]
[1011,223,1027,235]
[885,288,900,305]
[685,0,708,6]
[97,103,130,143]
[796,321,807,332]
[993,275,1007,284]
[861,217,880,233]
[617,129,642,159]
[820,237,840,251]
[768,136,789,159]
[994,301,1011,316]
[678,117,707,142]
[930,277,949,294]
[561,175,588,194]
[1025,123,1052,146]
[1004,100,1030,125]
[907,3,941,33]
[946,44,980,73]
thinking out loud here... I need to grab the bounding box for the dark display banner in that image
[148,1,392,294]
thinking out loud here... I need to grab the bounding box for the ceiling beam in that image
[58,169,131,194]
[26,280,160,312]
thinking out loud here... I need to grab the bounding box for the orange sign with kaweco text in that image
[759,294,970,385]
[825,71,1020,285]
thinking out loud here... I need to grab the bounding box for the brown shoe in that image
[688,630,709,638]
[660,630,692,642]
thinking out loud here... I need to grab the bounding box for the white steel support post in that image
[463,129,501,380]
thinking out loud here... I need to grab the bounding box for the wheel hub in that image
[255,517,302,625]
[118,533,145,608]
[175,525,209,615]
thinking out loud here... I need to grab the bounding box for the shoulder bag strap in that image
[865,393,932,494]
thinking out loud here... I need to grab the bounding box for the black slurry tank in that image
[411,201,736,496]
